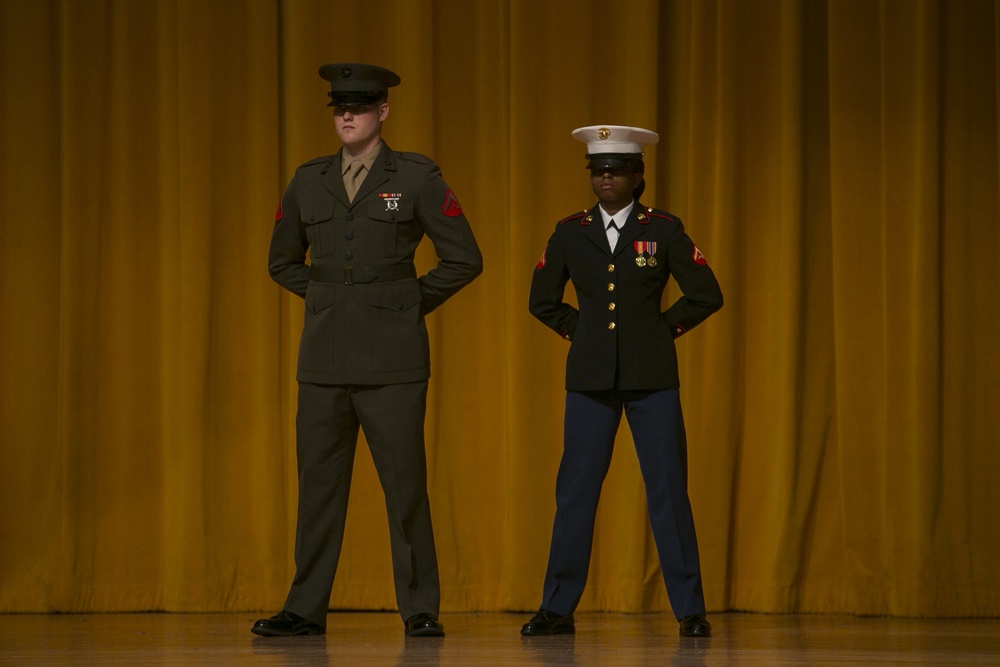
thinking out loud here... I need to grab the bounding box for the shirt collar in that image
[342,141,383,175]
[599,199,636,228]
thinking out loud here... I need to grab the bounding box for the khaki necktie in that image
[345,159,366,202]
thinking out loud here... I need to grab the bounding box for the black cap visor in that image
[327,91,386,107]
[585,153,641,170]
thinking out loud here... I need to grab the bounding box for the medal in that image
[634,241,647,267]
[379,192,402,211]
[633,240,659,268]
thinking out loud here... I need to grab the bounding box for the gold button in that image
[608,303,616,311]
[608,322,616,330]
[607,283,615,292]
[607,264,615,272]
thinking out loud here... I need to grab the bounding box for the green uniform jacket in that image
[269,143,483,385]
[529,203,722,392]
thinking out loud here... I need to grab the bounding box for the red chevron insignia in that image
[442,189,463,217]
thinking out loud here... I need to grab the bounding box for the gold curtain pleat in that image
[1,0,997,617]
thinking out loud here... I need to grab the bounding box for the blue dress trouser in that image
[540,388,706,619]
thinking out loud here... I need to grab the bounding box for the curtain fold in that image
[1,0,997,616]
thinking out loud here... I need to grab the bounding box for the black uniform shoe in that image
[251,610,324,637]
[405,612,445,637]
[520,609,575,636]
[679,614,712,637]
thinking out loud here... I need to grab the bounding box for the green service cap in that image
[318,62,401,106]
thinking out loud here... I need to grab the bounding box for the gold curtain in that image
[1,0,997,617]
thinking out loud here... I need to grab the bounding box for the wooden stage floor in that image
[1,611,997,665]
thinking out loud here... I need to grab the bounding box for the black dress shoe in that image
[679,614,712,637]
[405,612,444,637]
[520,609,575,636]
[251,610,324,637]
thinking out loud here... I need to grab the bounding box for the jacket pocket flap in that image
[368,200,414,223]
[366,282,422,311]
[300,201,334,224]
[306,284,336,313]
